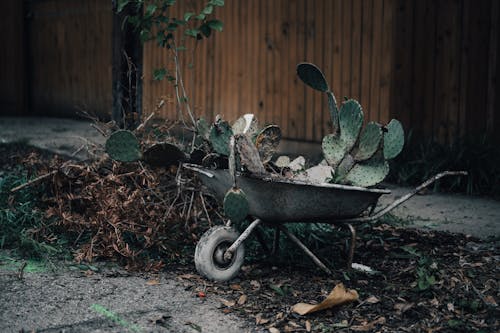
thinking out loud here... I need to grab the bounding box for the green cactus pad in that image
[235,134,267,175]
[383,119,405,160]
[334,154,355,183]
[232,114,258,137]
[223,187,249,223]
[296,63,329,92]
[354,122,383,161]
[196,117,210,141]
[209,119,233,156]
[322,134,347,168]
[339,99,364,152]
[327,91,339,135]
[344,154,389,187]
[255,125,281,164]
[105,130,142,162]
[143,142,185,167]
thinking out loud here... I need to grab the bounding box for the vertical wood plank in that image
[369,0,383,122]
[360,0,374,119]
[378,0,394,124]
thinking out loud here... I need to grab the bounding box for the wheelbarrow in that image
[183,163,466,281]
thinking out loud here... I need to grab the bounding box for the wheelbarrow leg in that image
[278,225,332,275]
[271,227,280,256]
[343,223,356,269]
[224,218,262,261]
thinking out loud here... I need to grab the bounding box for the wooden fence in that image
[143,0,500,143]
[2,0,499,143]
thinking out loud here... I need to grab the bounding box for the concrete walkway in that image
[1,116,499,239]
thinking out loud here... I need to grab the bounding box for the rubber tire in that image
[195,226,245,282]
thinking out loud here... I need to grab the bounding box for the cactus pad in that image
[235,134,267,175]
[383,119,405,160]
[223,187,249,223]
[143,142,185,167]
[255,125,281,164]
[354,122,382,161]
[232,114,258,137]
[339,99,364,152]
[322,134,347,168]
[105,130,142,162]
[296,63,329,92]
[334,154,355,183]
[344,154,389,187]
[327,91,339,134]
[209,119,233,156]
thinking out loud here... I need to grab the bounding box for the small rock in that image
[288,156,306,171]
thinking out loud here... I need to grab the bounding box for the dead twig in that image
[17,262,27,280]
[10,170,58,193]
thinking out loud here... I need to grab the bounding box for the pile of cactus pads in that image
[105,63,404,223]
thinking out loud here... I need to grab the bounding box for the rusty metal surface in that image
[185,165,389,222]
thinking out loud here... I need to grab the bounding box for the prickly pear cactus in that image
[322,134,347,168]
[383,119,405,160]
[297,63,339,134]
[339,100,364,152]
[105,130,142,162]
[354,122,382,161]
[235,134,267,175]
[232,114,258,137]
[255,125,281,164]
[322,100,363,168]
[296,63,329,92]
[223,187,249,223]
[344,153,389,187]
[333,154,355,183]
[209,118,233,156]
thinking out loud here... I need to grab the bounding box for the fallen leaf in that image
[351,317,386,331]
[484,295,498,306]
[430,298,440,307]
[447,303,455,312]
[305,320,311,332]
[238,294,247,305]
[255,313,269,325]
[230,284,242,291]
[269,327,280,333]
[394,302,413,314]
[146,279,160,286]
[292,283,359,315]
[219,298,236,307]
[365,296,380,304]
[197,291,206,298]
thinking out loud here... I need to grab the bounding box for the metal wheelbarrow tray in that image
[183,164,466,281]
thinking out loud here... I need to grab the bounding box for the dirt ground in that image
[0,257,255,333]
[1,117,499,332]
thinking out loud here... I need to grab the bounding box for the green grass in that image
[388,134,500,196]
[0,166,69,260]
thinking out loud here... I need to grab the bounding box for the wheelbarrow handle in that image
[340,171,468,224]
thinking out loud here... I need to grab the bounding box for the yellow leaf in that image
[219,298,236,307]
[292,283,359,315]
[238,294,247,305]
[305,320,311,332]
[146,279,160,286]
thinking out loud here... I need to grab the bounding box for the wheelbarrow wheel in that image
[195,226,245,282]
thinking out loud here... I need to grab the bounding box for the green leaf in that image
[117,0,129,13]
[184,29,200,37]
[153,68,167,81]
[209,0,224,6]
[195,13,206,20]
[207,19,223,31]
[202,5,214,15]
[145,4,156,15]
[200,23,211,37]
[140,29,151,42]
[176,45,187,51]
[184,12,195,21]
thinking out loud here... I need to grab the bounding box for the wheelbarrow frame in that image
[184,163,466,279]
